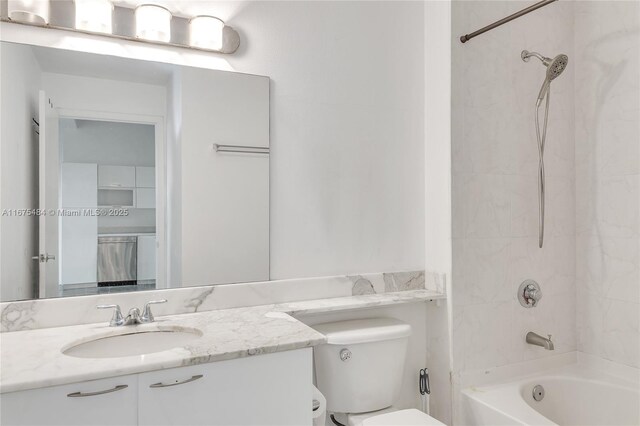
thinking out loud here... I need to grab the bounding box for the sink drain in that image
[532,384,545,401]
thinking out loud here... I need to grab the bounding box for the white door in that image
[37,91,60,298]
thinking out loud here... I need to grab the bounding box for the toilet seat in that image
[361,409,445,426]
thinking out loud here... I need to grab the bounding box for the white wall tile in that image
[454,238,511,306]
[575,0,639,369]
[455,174,510,238]
[461,301,519,370]
[602,299,640,368]
[451,0,577,378]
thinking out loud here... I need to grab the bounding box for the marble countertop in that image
[0,289,444,393]
[275,289,445,316]
[0,306,325,394]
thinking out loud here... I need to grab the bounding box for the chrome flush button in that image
[340,348,352,361]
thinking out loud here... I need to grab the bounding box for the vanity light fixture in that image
[7,0,49,25]
[74,0,113,34]
[2,1,240,54]
[135,4,172,43]
[189,15,224,51]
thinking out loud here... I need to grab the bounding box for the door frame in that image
[57,108,167,290]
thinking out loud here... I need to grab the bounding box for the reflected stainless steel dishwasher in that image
[97,236,137,285]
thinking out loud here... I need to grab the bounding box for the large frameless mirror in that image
[0,41,270,302]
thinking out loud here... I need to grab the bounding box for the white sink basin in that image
[63,328,202,358]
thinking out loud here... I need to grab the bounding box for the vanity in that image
[0,305,325,426]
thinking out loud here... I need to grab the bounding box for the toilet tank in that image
[312,318,412,414]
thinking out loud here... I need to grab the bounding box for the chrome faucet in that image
[97,300,167,327]
[526,331,554,350]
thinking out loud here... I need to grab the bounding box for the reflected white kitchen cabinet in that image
[137,235,156,281]
[0,375,137,426]
[60,215,97,285]
[136,166,155,188]
[60,163,97,285]
[138,349,312,426]
[135,188,155,208]
[60,163,98,208]
[98,165,135,188]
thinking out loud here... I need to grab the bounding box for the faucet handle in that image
[518,280,542,308]
[97,304,124,327]
[141,299,167,323]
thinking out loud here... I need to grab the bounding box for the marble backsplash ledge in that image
[0,270,430,332]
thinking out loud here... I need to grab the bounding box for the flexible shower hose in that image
[535,85,551,248]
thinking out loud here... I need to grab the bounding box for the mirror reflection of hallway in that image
[58,118,157,297]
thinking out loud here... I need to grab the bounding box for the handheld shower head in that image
[522,50,569,104]
[546,54,569,81]
[521,49,569,249]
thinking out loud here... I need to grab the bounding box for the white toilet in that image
[312,318,445,426]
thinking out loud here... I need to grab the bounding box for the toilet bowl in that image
[312,318,446,426]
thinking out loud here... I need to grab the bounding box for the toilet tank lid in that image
[312,318,411,345]
[362,409,445,426]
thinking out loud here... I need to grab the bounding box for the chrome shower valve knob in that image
[518,279,542,308]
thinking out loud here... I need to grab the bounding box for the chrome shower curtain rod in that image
[459,0,559,44]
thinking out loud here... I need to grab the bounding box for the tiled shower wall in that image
[451,0,576,376]
[575,1,640,369]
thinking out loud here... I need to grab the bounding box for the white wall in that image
[0,42,42,301]
[0,1,426,285]
[226,1,426,279]
[451,1,576,420]
[60,119,155,166]
[424,2,453,424]
[575,1,640,369]
[179,67,270,287]
[41,72,166,117]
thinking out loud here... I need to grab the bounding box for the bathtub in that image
[461,362,640,425]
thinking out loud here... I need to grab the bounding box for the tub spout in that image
[526,332,554,350]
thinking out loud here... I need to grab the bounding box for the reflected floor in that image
[59,282,156,297]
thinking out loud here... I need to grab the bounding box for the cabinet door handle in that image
[149,374,203,388]
[67,384,128,397]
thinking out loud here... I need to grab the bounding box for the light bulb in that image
[74,0,113,34]
[135,4,172,43]
[8,0,49,25]
[189,15,224,51]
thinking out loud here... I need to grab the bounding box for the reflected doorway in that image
[56,117,160,297]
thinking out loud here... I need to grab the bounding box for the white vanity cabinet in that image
[138,349,312,426]
[0,375,137,426]
[1,349,312,426]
